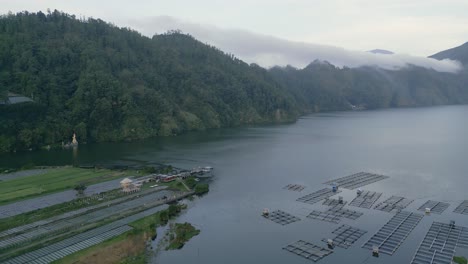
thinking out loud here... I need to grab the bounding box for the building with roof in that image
[0,92,34,105]
[120,178,141,193]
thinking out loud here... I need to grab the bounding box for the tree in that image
[74,122,87,142]
[168,204,181,217]
[18,129,33,149]
[159,210,169,225]
[194,183,209,195]
[74,184,87,196]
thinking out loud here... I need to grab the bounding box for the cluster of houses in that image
[119,166,213,193]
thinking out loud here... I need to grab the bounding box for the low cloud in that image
[128,16,463,73]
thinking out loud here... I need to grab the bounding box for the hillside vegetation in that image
[269,61,468,112]
[0,11,297,152]
[0,11,467,152]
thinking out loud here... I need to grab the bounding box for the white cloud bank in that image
[129,16,463,73]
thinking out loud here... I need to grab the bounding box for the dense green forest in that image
[0,11,467,153]
[0,11,298,152]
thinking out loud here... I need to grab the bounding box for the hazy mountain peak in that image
[430,42,468,65]
[368,49,394,55]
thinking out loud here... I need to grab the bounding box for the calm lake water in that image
[1,105,468,264]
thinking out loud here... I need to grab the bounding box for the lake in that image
[1,105,468,264]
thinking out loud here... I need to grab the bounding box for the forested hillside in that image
[269,61,468,112]
[0,11,297,152]
[0,11,467,153]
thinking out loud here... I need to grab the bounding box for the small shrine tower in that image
[71,133,78,146]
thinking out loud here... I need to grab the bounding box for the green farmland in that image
[0,167,128,205]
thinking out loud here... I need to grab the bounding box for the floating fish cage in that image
[307,205,363,224]
[326,205,363,220]
[374,196,413,213]
[307,210,342,224]
[323,172,389,190]
[349,190,382,209]
[297,188,342,205]
[283,184,306,192]
[323,198,347,207]
[363,211,423,255]
[283,240,333,262]
[410,221,468,264]
[417,200,450,215]
[321,225,367,249]
[454,200,468,215]
[265,210,301,226]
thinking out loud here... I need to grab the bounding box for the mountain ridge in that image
[430,42,468,65]
[0,11,467,153]
[368,49,394,55]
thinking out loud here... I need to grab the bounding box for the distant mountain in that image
[368,49,394,55]
[430,42,468,65]
[270,62,468,113]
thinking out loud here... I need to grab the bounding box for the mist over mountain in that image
[131,16,462,73]
[0,11,467,153]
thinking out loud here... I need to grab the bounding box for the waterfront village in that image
[120,166,214,193]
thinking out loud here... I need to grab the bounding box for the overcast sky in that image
[1,0,467,72]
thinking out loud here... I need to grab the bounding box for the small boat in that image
[262,208,270,217]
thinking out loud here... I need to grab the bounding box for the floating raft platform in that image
[323,198,347,207]
[307,205,363,224]
[454,200,468,215]
[265,210,301,225]
[417,200,450,215]
[283,184,306,192]
[349,190,382,209]
[323,172,389,190]
[297,188,341,205]
[321,225,367,249]
[363,211,423,255]
[283,240,333,262]
[327,205,363,220]
[374,196,413,213]
[410,221,468,264]
[307,210,342,224]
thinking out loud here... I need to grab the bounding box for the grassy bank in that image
[52,230,145,264]
[165,222,200,250]
[0,167,130,205]
[52,204,186,264]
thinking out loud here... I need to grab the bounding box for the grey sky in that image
[1,0,467,71]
